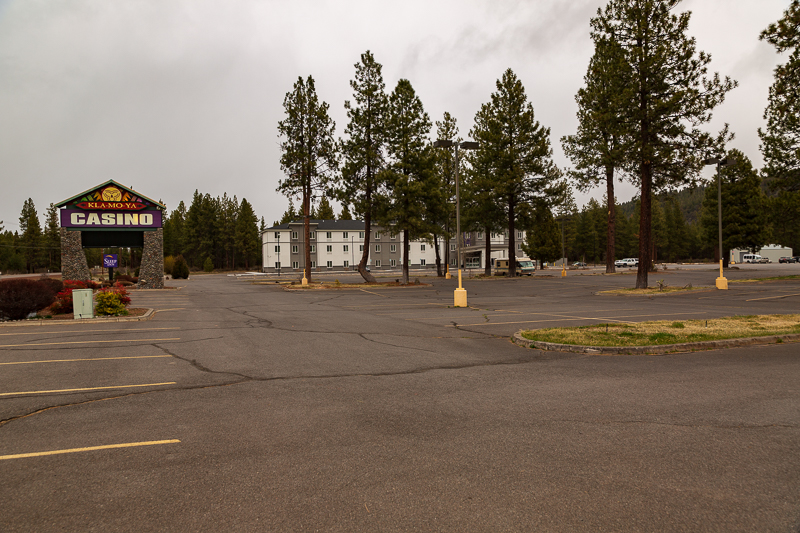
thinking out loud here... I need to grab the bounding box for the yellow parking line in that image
[746,293,800,301]
[0,382,176,397]
[0,355,172,366]
[0,439,181,461]
[0,338,180,348]
[0,327,180,337]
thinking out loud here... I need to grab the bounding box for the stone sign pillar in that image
[138,228,164,289]
[60,228,90,281]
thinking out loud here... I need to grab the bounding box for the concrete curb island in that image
[0,308,155,328]
[512,330,800,355]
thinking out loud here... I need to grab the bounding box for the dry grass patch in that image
[521,314,800,347]
[599,283,710,296]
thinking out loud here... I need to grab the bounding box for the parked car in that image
[614,258,638,268]
[779,257,794,263]
[794,256,800,263]
[759,257,771,263]
[572,262,587,268]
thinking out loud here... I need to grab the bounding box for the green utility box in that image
[72,288,94,319]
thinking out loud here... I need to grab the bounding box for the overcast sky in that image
[0,0,791,231]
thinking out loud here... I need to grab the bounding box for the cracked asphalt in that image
[1,266,799,532]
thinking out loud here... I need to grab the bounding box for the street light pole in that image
[704,156,734,290]
[435,139,478,307]
[277,232,281,277]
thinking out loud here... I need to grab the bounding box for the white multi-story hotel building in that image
[262,219,530,273]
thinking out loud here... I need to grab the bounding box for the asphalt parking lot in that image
[1,266,799,531]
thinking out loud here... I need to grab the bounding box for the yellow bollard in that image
[715,259,728,290]
[454,269,467,307]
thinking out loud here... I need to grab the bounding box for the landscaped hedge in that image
[0,278,59,321]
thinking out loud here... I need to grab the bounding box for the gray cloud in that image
[0,0,790,230]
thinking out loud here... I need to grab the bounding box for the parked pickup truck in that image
[614,258,639,268]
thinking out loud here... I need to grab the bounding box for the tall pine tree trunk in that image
[359,177,377,283]
[402,228,410,284]
[508,197,517,277]
[434,233,442,276]
[606,165,616,274]
[304,185,312,282]
[484,225,492,276]
[637,163,652,289]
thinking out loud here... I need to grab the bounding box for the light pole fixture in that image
[703,156,735,290]
[434,139,478,307]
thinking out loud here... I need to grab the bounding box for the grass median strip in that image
[520,314,800,347]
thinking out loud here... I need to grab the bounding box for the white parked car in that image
[614,258,639,268]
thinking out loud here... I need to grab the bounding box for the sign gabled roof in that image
[55,180,166,210]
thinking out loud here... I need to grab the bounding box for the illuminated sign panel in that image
[76,201,146,210]
[60,209,162,229]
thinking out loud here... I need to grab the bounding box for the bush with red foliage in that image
[0,279,58,321]
[50,279,101,314]
[114,274,138,284]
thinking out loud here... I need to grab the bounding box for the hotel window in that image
[292,245,298,254]
[420,244,426,252]
[326,245,332,252]
[311,261,316,268]
[310,232,316,240]
[292,231,298,240]
[420,259,426,266]
[343,260,349,267]
[274,245,280,253]
[310,245,316,253]
[390,234,396,240]
[326,260,333,268]
[477,232,483,239]
[359,245,364,252]
[359,231,365,238]
[374,260,381,267]
[326,231,332,239]
[390,244,397,253]
[343,231,348,239]
[517,231,523,239]
[274,262,280,269]
[517,243,522,250]
[343,245,349,252]
[375,245,381,252]
[292,261,299,269]
[274,231,280,239]
[450,244,456,251]
[390,259,396,267]
[375,231,381,239]
[450,258,457,266]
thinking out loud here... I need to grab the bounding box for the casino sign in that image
[56,180,166,288]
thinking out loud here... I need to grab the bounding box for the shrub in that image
[38,276,64,298]
[115,274,138,284]
[95,289,127,316]
[172,255,190,279]
[0,279,58,321]
[51,279,101,314]
[203,257,214,272]
[163,256,175,275]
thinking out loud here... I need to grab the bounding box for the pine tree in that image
[562,36,631,273]
[277,75,337,283]
[379,78,435,285]
[277,199,298,225]
[44,203,60,272]
[469,69,563,277]
[338,51,388,283]
[316,196,336,220]
[592,0,736,288]
[235,198,260,270]
[163,201,187,258]
[338,204,353,220]
[432,112,460,275]
[759,1,800,192]
[701,150,769,262]
[522,204,562,265]
[259,217,267,233]
[18,198,43,273]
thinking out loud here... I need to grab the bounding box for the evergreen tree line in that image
[0,200,61,274]
[163,191,261,270]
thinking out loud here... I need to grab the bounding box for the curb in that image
[512,331,800,355]
[0,309,155,328]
